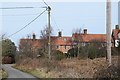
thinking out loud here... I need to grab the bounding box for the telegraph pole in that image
[48,6,51,60]
[106,0,111,66]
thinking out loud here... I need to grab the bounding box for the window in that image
[64,38,67,42]
[64,45,66,49]
[83,42,88,46]
[72,37,74,41]
[56,45,59,49]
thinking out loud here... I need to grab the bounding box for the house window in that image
[64,38,67,42]
[56,45,59,49]
[64,45,66,49]
[72,37,74,41]
[83,42,88,46]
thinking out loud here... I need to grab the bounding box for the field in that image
[14,55,119,78]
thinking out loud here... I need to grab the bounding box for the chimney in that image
[32,33,36,39]
[115,25,119,29]
[58,31,62,37]
[83,29,87,34]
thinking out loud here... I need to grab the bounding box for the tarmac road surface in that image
[2,64,38,79]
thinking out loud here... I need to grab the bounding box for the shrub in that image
[93,65,119,78]
[97,47,106,58]
[51,50,65,60]
[78,46,88,59]
[67,48,78,58]
[87,45,98,59]
[111,48,119,56]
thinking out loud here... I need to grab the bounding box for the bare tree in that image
[39,25,53,58]
[72,28,82,56]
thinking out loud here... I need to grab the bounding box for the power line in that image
[42,0,49,7]
[7,9,46,38]
[0,7,42,9]
[50,13,60,30]
[0,13,41,16]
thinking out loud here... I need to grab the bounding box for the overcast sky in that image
[0,0,119,47]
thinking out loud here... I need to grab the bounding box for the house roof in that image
[72,33,106,43]
[19,39,42,49]
[51,36,72,45]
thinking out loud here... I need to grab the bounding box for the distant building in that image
[19,26,119,54]
[19,30,106,54]
[19,32,73,54]
[112,25,120,47]
[72,29,106,47]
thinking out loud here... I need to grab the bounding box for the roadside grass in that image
[12,65,50,78]
[0,68,8,79]
[13,55,119,78]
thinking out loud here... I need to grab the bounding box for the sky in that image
[118,1,120,25]
[0,0,119,47]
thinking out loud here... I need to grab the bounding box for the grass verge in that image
[0,68,8,80]
[12,65,49,78]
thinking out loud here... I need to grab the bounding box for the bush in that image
[87,45,98,59]
[93,65,119,79]
[51,50,65,60]
[67,48,78,58]
[78,46,88,59]
[97,47,106,58]
[111,48,119,56]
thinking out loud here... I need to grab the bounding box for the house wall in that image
[52,45,71,53]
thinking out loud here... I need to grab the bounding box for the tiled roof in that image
[51,36,72,45]
[19,39,42,49]
[72,33,106,43]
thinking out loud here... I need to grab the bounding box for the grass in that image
[12,65,49,78]
[13,55,119,78]
[0,68,8,79]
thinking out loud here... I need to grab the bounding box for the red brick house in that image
[51,36,73,53]
[19,26,119,54]
[19,32,73,53]
[112,25,120,47]
[72,29,106,47]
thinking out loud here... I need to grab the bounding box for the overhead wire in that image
[7,9,47,38]
[0,13,41,16]
[0,7,42,9]
[42,0,49,7]
[50,13,60,31]
[1,0,49,39]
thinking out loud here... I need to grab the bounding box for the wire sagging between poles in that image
[7,9,47,38]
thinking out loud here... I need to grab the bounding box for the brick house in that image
[72,29,106,47]
[51,36,73,53]
[19,32,73,54]
[112,25,120,47]
[19,26,119,54]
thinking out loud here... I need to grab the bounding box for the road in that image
[2,64,38,79]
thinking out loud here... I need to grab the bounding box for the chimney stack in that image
[83,29,87,34]
[58,31,62,37]
[32,33,36,40]
[115,25,119,29]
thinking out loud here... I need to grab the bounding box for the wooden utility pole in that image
[106,0,111,66]
[48,6,51,59]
